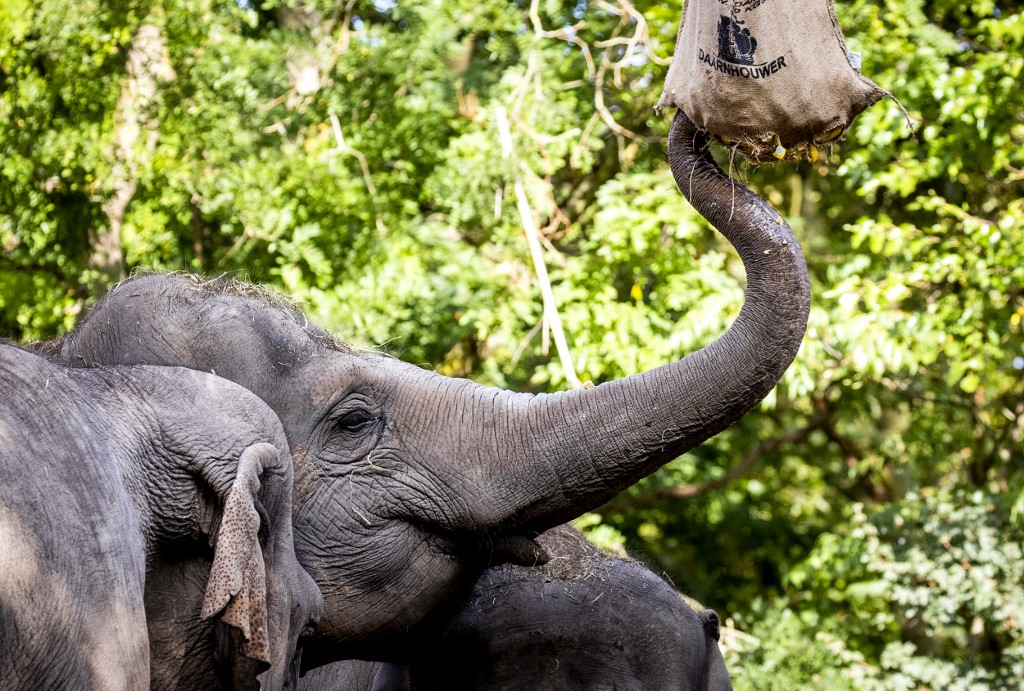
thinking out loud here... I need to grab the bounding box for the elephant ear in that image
[698,609,734,691]
[199,443,278,672]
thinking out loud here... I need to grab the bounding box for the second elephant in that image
[302,525,733,690]
[0,343,321,690]
[408,526,733,690]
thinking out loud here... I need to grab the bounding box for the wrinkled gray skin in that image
[0,344,322,690]
[57,110,810,668]
[302,526,733,690]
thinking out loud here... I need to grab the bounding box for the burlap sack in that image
[657,0,888,162]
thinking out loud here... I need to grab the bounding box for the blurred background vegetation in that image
[2,0,1022,686]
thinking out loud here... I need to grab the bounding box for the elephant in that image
[300,525,733,690]
[55,109,810,669]
[0,343,322,690]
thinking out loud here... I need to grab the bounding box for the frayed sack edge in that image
[655,89,913,166]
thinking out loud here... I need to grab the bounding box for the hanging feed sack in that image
[657,0,895,163]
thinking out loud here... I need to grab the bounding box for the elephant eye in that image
[335,409,378,432]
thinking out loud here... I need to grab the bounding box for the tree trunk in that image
[92,15,175,292]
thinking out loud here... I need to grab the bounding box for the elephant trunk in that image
[470,111,810,532]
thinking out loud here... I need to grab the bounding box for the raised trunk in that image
[487,111,811,530]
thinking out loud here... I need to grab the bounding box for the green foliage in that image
[729,604,881,690]
[3,0,1023,685]
[735,488,1024,688]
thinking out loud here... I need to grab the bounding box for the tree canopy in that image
[2,0,1022,686]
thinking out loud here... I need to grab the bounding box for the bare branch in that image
[593,58,638,139]
[527,0,596,78]
[329,112,387,236]
[496,106,583,390]
[594,0,672,66]
[322,0,359,80]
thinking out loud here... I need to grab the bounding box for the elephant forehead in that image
[297,352,401,406]
[303,362,360,402]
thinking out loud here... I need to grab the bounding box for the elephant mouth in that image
[402,510,550,569]
[427,523,549,568]
[485,534,549,567]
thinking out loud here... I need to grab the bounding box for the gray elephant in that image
[412,525,732,690]
[56,109,809,669]
[0,343,322,690]
[301,525,733,690]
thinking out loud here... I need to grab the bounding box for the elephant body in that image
[300,526,732,691]
[56,111,809,669]
[0,343,321,690]
[408,526,733,691]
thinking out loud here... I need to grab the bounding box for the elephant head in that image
[0,344,322,690]
[410,525,733,690]
[136,370,324,689]
[58,110,809,666]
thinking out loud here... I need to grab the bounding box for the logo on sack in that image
[699,9,788,80]
[718,15,757,65]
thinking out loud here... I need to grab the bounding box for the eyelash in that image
[336,410,377,432]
